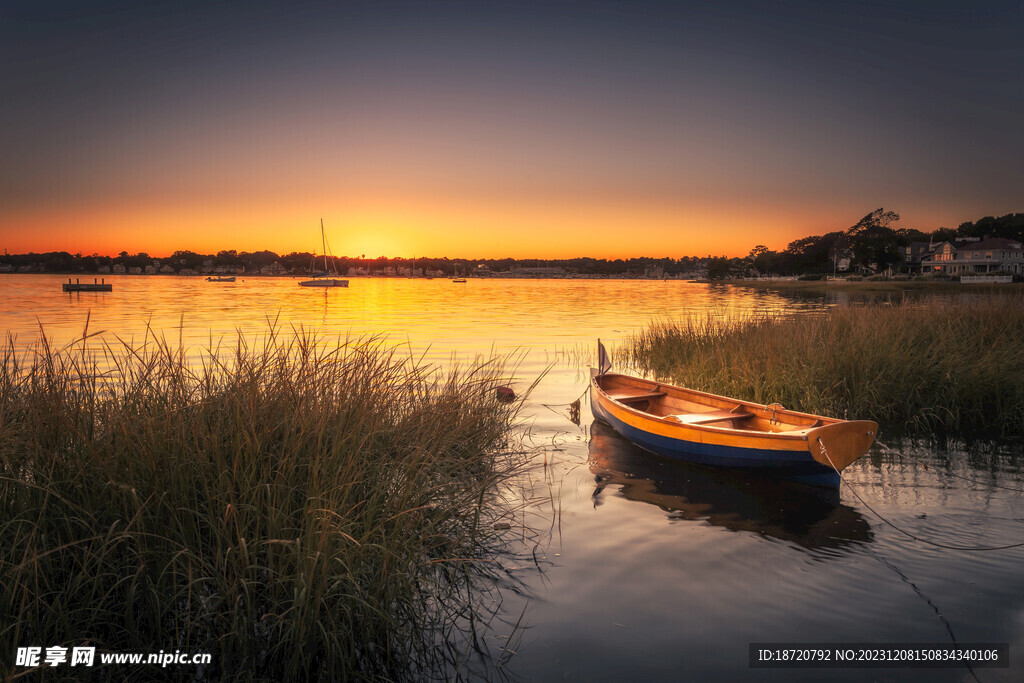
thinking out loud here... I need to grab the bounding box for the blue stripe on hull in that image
[592,395,839,488]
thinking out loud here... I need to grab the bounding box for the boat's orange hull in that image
[590,369,876,487]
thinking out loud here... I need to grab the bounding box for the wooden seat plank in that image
[668,410,754,425]
[607,390,666,402]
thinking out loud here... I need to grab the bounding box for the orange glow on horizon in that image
[5,186,981,261]
[0,196,866,260]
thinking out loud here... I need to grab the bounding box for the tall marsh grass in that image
[0,327,528,680]
[623,294,1024,437]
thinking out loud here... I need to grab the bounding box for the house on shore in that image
[920,237,1024,275]
[901,242,936,270]
[259,262,286,275]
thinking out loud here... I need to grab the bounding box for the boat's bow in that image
[806,420,878,473]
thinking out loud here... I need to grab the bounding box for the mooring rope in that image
[817,437,1024,552]
[863,544,981,683]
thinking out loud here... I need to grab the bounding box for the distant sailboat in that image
[300,219,349,288]
[452,263,467,283]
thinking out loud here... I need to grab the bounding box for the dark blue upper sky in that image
[1,0,1021,256]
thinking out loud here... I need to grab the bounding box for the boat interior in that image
[595,373,828,434]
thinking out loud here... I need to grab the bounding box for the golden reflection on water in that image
[1,275,823,370]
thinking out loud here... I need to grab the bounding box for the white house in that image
[921,237,1024,275]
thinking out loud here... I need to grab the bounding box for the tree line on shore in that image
[0,250,708,277]
[742,210,1024,279]
[3,211,1021,278]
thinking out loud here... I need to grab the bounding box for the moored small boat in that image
[63,278,112,292]
[299,278,348,287]
[300,219,349,288]
[589,344,876,487]
[206,276,236,282]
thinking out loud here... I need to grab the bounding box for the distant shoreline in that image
[4,272,1022,287]
[8,271,698,281]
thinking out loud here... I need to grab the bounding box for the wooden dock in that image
[63,278,112,292]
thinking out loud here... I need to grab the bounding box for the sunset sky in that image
[1,0,1021,259]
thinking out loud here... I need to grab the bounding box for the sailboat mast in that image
[320,218,328,274]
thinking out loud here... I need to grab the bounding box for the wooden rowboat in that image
[590,367,877,488]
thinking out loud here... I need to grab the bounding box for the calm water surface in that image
[4,274,1022,682]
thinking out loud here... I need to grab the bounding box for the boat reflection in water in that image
[588,420,872,554]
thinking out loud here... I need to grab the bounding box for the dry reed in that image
[622,293,1024,437]
[0,325,528,680]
